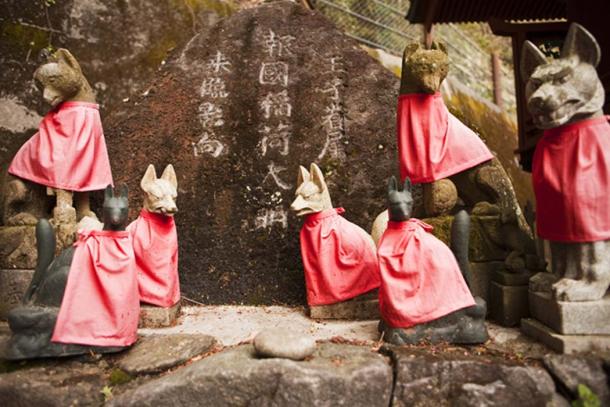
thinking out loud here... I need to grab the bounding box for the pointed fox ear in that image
[521,41,547,80]
[118,184,129,201]
[54,48,83,73]
[388,176,398,194]
[161,164,178,189]
[561,23,601,67]
[403,42,420,63]
[297,165,310,187]
[430,41,447,55]
[403,177,412,193]
[104,185,114,201]
[141,164,157,191]
[309,163,326,191]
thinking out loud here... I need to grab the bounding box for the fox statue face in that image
[103,185,129,231]
[387,176,414,222]
[290,163,333,217]
[140,164,178,216]
[400,41,449,95]
[521,23,604,129]
[34,48,94,107]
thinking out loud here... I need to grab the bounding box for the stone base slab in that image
[0,269,34,319]
[489,282,529,327]
[139,302,182,328]
[310,293,379,320]
[529,291,610,335]
[521,318,610,354]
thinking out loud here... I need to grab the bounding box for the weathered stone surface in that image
[543,354,610,406]
[470,261,504,302]
[529,291,610,335]
[0,269,33,319]
[118,334,218,375]
[110,343,393,406]
[104,1,399,305]
[469,215,509,262]
[489,282,529,327]
[388,347,556,407]
[0,361,105,406]
[253,328,316,360]
[0,226,36,268]
[521,318,610,354]
[309,292,379,320]
[139,303,181,328]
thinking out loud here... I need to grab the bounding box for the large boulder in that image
[109,343,393,406]
[104,1,399,304]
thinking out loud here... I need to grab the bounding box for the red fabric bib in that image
[299,208,380,306]
[52,230,139,347]
[533,116,610,242]
[127,210,180,307]
[397,93,493,183]
[9,101,113,191]
[378,219,475,328]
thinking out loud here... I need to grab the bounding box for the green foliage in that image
[572,384,601,407]
[109,368,133,386]
[1,22,50,54]
[44,0,56,7]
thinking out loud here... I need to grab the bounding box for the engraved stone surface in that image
[529,291,610,335]
[103,1,399,305]
[0,226,37,269]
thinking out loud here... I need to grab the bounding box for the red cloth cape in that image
[378,219,475,328]
[299,208,380,306]
[533,116,610,242]
[397,93,493,183]
[8,101,113,191]
[52,230,139,347]
[127,210,180,307]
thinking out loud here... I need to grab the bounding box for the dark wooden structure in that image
[406,0,610,171]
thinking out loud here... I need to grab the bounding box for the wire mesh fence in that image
[307,0,516,111]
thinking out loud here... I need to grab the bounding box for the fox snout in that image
[290,195,307,212]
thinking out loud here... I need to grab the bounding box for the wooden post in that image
[491,52,504,109]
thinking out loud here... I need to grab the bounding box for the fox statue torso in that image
[4,186,137,360]
[522,23,610,302]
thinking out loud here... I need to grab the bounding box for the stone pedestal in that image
[522,292,610,353]
[0,269,34,319]
[529,291,610,335]
[309,291,379,320]
[139,302,182,328]
[489,270,531,326]
[521,318,610,354]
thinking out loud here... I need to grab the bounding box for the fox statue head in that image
[400,41,449,95]
[290,163,333,217]
[387,176,414,222]
[103,185,129,231]
[140,164,178,216]
[521,23,604,129]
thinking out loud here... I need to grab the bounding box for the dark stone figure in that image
[378,176,488,345]
[3,185,130,360]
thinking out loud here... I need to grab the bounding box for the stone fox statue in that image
[4,185,137,360]
[370,42,534,261]
[5,48,112,227]
[377,176,487,345]
[522,23,610,301]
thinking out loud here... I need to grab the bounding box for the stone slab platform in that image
[529,291,610,335]
[521,318,610,354]
[139,303,181,328]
